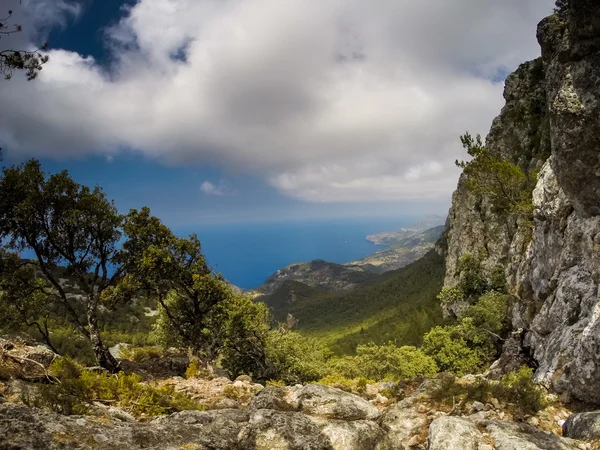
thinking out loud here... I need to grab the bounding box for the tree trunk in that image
[87,300,120,373]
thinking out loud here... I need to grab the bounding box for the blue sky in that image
[1,0,554,228]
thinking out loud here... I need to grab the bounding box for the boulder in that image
[381,399,429,449]
[0,403,249,450]
[486,420,580,450]
[295,384,381,421]
[250,384,381,421]
[238,409,331,450]
[427,416,483,450]
[563,411,600,440]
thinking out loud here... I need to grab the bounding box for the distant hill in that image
[247,260,379,297]
[350,225,445,273]
[260,250,445,355]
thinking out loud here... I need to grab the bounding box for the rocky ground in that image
[1,337,600,450]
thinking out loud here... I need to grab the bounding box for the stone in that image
[238,409,332,450]
[487,420,580,450]
[563,411,600,440]
[294,384,381,421]
[471,401,485,412]
[380,399,429,448]
[427,416,483,450]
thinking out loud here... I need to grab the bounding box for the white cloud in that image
[200,181,234,196]
[0,0,555,202]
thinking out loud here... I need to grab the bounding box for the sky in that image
[0,0,555,228]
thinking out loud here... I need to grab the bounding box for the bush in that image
[31,357,203,417]
[428,367,548,417]
[495,366,548,416]
[265,330,331,384]
[328,343,438,382]
[422,326,487,376]
[119,346,164,362]
[318,374,374,394]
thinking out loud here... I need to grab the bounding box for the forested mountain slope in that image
[261,250,445,354]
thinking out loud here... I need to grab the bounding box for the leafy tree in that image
[554,0,569,15]
[0,160,123,372]
[0,9,49,80]
[0,250,58,353]
[120,207,239,368]
[456,133,536,232]
[221,296,276,381]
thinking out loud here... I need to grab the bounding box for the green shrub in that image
[494,366,548,416]
[119,346,164,362]
[31,357,203,417]
[428,367,548,417]
[318,374,375,394]
[328,343,438,382]
[265,330,331,384]
[422,326,487,376]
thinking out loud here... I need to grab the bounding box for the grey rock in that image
[381,399,429,450]
[563,411,600,440]
[487,420,580,450]
[237,409,332,450]
[442,1,600,405]
[427,416,483,450]
[0,403,248,450]
[250,384,381,421]
[295,384,381,421]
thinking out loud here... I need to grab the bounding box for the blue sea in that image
[176,216,417,290]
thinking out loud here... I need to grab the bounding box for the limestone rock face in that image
[563,411,600,440]
[442,1,600,404]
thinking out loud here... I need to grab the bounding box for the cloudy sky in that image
[1,0,555,227]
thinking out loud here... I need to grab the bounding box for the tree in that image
[0,250,59,353]
[456,133,536,232]
[0,160,123,372]
[0,8,49,80]
[120,207,239,368]
[220,296,276,381]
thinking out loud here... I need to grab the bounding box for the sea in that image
[176,216,417,290]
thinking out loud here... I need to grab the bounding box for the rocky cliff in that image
[443,0,600,405]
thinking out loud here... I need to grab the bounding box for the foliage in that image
[264,329,332,384]
[31,357,203,417]
[423,289,509,375]
[119,346,163,362]
[0,160,125,372]
[554,0,569,15]
[220,296,274,381]
[328,343,438,382]
[495,366,548,416]
[0,9,49,80]
[269,251,445,355]
[422,326,487,376]
[456,133,537,232]
[428,367,547,416]
[120,207,237,365]
[318,374,373,394]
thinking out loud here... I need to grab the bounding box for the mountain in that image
[350,225,445,273]
[247,260,379,297]
[248,219,446,295]
[441,1,600,405]
[261,250,445,354]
